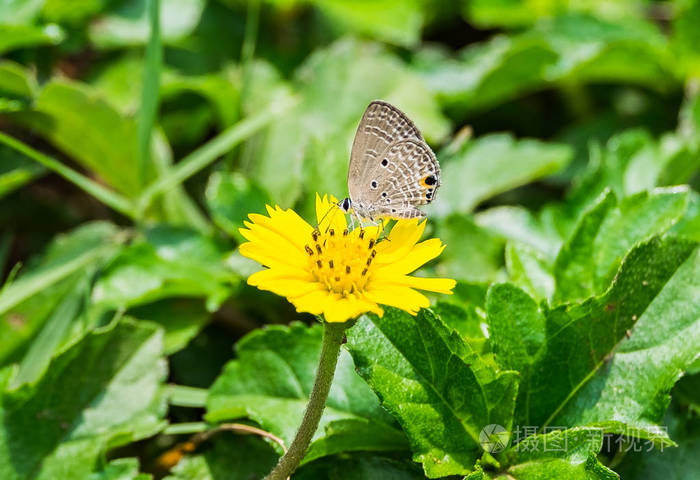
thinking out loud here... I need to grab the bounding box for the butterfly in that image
[338,100,440,222]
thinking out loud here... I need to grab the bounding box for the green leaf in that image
[206,322,407,465]
[435,214,505,283]
[306,0,424,47]
[0,60,36,112]
[552,244,700,442]
[497,428,618,479]
[0,0,43,25]
[0,23,63,54]
[475,205,562,261]
[88,0,206,48]
[0,222,122,366]
[205,171,272,242]
[505,243,555,301]
[11,273,89,387]
[0,143,45,198]
[464,0,647,28]
[554,188,688,302]
[41,0,112,25]
[428,134,572,217]
[345,308,519,478]
[92,226,236,312]
[0,319,167,480]
[88,458,152,480]
[128,299,210,355]
[487,236,697,441]
[164,435,277,480]
[616,406,700,479]
[263,0,424,46]
[296,453,425,479]
[564,128,700,223]
[10,79,154,197]
[672,0,700,78]
[419,14,673,115]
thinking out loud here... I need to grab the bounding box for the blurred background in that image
[1,0,699,478]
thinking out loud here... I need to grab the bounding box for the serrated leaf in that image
[487,236,697,442]
[554,188,688,302]
[345,308,518,478]
[497,428,618,480]
[0,319,167,480]
[206,322,407,465]
[552,245,700,442]
[429,133,571,217]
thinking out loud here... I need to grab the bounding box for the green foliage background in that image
[1,0,699,478]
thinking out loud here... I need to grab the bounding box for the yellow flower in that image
[238,194,456,323]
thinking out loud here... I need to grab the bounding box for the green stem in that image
[136,94,297,216]
[0,132,135,217]
[264,321,348,480]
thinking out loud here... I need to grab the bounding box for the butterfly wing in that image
[348,101,422,202]
[348,101,440,219]
[364,139,440,219]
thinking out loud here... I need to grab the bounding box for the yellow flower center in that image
[305,227,377,296]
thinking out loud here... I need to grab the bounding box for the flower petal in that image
[374,219,426,265]
[364,284,431,315]
[238,242,307,270]
[323,295,383,323]
[386,275,456,294]
[290,289,339,316]
[374,238,445,275]
[315,193,347,233]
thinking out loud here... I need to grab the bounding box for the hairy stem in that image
[264,321,347,480]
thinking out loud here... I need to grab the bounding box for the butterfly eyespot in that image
[391,208,396,213]
[386,198,391,204]
[381,159,389,167]
[421,175,437,187]
[426,192,432,199]
[381,192,387,197]
[370,180,378,189]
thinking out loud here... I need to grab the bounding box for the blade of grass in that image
[0,132,135,217]
[137,94,298,215]
[137,0,162,187]
[0,233,11,278]
[0,244,114,316]
[11,274,87,387]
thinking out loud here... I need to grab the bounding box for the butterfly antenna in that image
[322,207,340,235]
[314,204,338,232]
